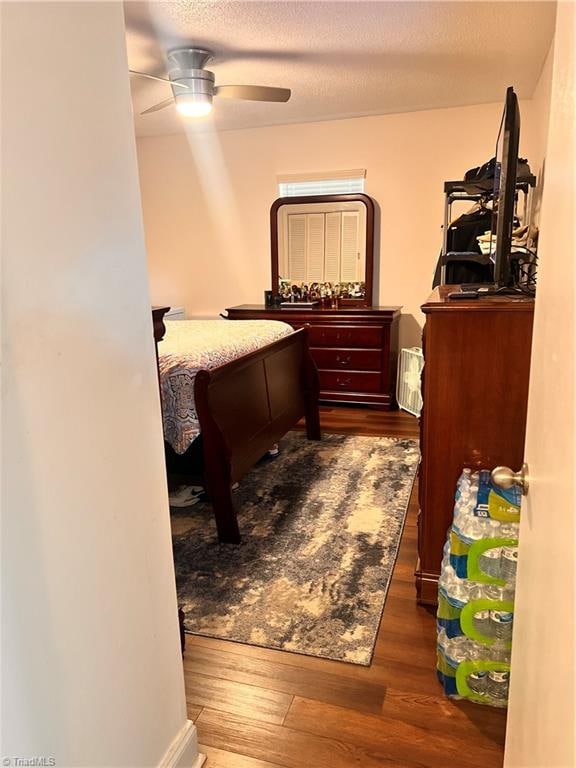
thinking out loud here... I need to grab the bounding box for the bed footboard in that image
[194,327,320,543]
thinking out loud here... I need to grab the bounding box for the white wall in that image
[137,100,537,348]
[520,38,555,235]
[1,4,199,767]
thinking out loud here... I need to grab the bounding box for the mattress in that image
[159,319,293,454]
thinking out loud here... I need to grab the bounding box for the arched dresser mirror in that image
[270,194,374,307]
[225,193,400,409]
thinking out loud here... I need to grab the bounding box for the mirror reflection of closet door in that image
[286,208,362,284]
[341,211,360,281]
[324,212,341,282]
[306,213,325,281]
[287,214,306,282]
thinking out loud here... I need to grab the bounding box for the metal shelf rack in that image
[440,175,537,285]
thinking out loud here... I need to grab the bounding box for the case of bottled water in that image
[436,468,520,707]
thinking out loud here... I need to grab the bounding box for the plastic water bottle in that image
[438,562,457,598]
[467,584,492,638]
[455,468,472,500]
[501,584,516,602]
[454,473,476,510]
[500,546,518,583]
[476,516,502,539]
[490,610,514,641]
[468,670,489,695]
[462,480,479,511]
[443,634,485,666]
[478,546,503,578]
[486,670,510,702]
[453,481,480,528]
[455,511,485,542]
[443,635,467,666]
[472,608,493,637]
[437,627,449,657]
[499,522,520,538]
[477,542,518,582]
[440,563,474,608]
[490,639,511,663]
[458,513,514,544]
[451,578,472,605]
[484,584,504,601]
[440,552,451,573]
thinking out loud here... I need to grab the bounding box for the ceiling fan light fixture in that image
[132,46,292,118]
[175,92,213,118]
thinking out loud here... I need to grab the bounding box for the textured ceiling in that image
[124,1,556,136]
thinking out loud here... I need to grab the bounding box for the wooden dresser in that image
[225,304,401,408]
[416,287,534,604]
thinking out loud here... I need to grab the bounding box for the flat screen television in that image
[492,86,521,287]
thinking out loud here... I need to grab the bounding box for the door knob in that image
[490,463,530,495]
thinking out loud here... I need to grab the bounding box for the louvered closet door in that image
[288,214,306,282]
[324,212,341,282]
[306,213,325,281]
[341,211,360,281]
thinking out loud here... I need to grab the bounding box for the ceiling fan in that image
[130,48,291,118]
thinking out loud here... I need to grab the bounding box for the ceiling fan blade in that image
[214,85,291,103]
[129,70,188,89]
[141,97,174,115]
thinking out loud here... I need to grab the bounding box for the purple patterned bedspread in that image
[159,319,293,454]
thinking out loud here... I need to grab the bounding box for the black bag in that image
[462,157,532,194]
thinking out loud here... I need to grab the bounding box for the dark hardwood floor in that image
[184,406,507,768]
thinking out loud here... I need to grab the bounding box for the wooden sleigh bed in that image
[152,307,321,543]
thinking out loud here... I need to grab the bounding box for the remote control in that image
[447,290,480,300]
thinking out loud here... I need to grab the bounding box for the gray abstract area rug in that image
[171,432,419,665]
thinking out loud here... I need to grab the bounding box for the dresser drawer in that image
[308,324,383,348]
[319,370,382,393]
[312,348,381,372]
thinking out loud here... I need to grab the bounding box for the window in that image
[278,169,366,197]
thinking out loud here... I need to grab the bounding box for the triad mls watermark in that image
[2,759,56,767]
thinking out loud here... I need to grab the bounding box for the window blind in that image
[278,169,366,197]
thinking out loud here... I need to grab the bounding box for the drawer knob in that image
[336,354,351,366]
[336,376,351,388]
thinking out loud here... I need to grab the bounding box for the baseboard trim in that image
[159,720,206,768]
